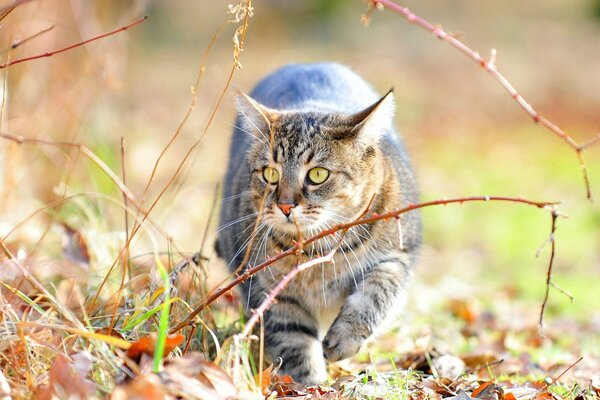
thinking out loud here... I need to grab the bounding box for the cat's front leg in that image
[261,297,328,384]
[322,258,411,361]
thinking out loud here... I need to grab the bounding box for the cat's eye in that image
[262,167,280,184]
[307,167,330,185]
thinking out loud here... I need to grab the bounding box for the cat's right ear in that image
[236,91,276,140]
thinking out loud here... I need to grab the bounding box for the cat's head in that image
[237,90,395,235]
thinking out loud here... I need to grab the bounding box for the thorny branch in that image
[170,196,559,334]
[0,15,147,69]
[366,0,599,200]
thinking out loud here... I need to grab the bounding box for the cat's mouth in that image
[262,207,322,234]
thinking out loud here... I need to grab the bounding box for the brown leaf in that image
[472,382,504,400]
[96,326,125,340]
[419,378,455,397]
[164,352,237,399]
[111,374,165,400]
[448,299,478,324]
[61,223,91,265]
[461,354,500,370]
[126,334,185,362]
[38,353,95,400]
[255,364,272,395]
[504,393,516,400]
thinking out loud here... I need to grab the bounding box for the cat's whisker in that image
[222,119,270,150]
[221,190,251,203]
[216,212,260,234]
[237,108,271,146]
[228,222,269,269]
[323,222,359,291]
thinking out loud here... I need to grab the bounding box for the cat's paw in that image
[322,320,366,362]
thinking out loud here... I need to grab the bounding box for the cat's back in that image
[250,63,380,113]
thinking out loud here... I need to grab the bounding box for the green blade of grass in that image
[1,281,46,315]
[153,256,171,373]
[121,296,180,332]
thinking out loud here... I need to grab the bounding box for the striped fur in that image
[217,63,421,384]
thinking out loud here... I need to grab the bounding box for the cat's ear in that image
[236,91,276,140]
[346,89,395,142]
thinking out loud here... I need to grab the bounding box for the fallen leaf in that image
[472,381,504,400]
[61,223,90,265]
[461,354,500,370]
[255,364,273,395]
[38,353,95,400]
[448,389,475,400]
[126,333,184,362]
[111,374,165,400]
[432,354,465,378]
[448,299,478,324]
[419,378,455,397]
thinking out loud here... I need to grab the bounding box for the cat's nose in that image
[277,202,296,217]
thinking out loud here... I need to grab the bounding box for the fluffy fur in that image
[217,63,421,384]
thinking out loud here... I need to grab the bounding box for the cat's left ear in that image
[346,89,395,142]
[236,91,277,140]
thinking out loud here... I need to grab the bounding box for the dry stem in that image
[539,208,558,338]
[0,16,147,69]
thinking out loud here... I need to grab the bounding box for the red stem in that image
[0,16,147,69]
[170,195,557,334]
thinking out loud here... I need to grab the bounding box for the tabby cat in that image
[217,63,421,384]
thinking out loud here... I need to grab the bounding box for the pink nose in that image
[277,203,295,216]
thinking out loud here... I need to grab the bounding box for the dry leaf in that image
[38,353,95,400]
[111,374,165,400]
[255,364,273,395]
[472,381,504,400]
[61,223,91,265]
[157,353,237,399]
[126,334,185,362]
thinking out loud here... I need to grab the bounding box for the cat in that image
[216,63,421,384]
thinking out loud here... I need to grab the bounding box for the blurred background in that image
[1,0,599,339]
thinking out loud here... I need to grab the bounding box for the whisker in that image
[216,212,260,233]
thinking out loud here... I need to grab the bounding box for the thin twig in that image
[1,25,54,54]
[369,0,598,200]
[0,16,147,69]
[100,3,254,307]
[241,250,337,337]
[540,356,583,391]
[170,195,557,333]
[539,208,558,338]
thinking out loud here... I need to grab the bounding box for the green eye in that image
[307,167,330,185]
[262,167,280,184]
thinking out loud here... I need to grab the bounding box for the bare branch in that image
[369,0,598,200]
[0,15,147,69]
[170,195,558,334]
